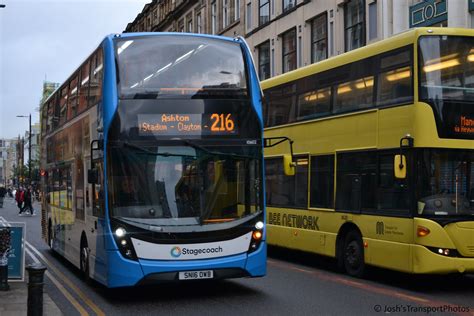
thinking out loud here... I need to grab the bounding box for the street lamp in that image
[16,114,31,185]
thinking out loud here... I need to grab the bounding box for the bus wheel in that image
[343,230,365,277]
[80,240,90,282]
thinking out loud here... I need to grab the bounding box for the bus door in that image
[88,159,107,282]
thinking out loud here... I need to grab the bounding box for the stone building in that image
[125,0,474,80]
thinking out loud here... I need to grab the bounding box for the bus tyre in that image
[343,231,365,278]
[80,241,90,283]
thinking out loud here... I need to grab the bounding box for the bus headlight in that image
[427,246,458,257]
[110,223,138,261]
[115,227,126,238]
[249,221,264,253]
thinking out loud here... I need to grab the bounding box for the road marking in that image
[25,241,106,316]
[268,259,473,316]
[25,247,89,316]
[0,216,10,226]
[0,216,104,316]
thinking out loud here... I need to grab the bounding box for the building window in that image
[234,0,240,21]
[282,28,297,73]
[223,0,230,28]
[344,0,366,52]
[311,13,328,63]
[271,48,275,76]
[211,1,217,34]
[187,17,193,32]
[258,41,270,80]
[329,21,334,56]
[178,19,185,32]
[298,36,301,67]
[259,0,270,25]
[369,1,377,40]
[197,12,202,33]
[246,2,252,30]
[283,0,296,12]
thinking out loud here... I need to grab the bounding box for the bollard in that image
[26,263,47,316]
[0,263,8,291]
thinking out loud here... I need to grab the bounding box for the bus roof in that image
[41,32,244,107]
[114,31,240,44]
[261,27,474,90]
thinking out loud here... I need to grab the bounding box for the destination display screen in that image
[437,104,474,140]
[453,115,474,137]
[137,113,239,136]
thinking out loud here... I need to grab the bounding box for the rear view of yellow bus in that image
[262,27,474,277]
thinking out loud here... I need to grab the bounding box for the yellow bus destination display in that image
[453,115,474,136]
[137,113,239,136]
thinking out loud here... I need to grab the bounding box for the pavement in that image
[0,281,62,316]
[0,197,62,316]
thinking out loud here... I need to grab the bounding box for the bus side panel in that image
[353,215,414,272]
[362,238,413,273]
[266,207,338,257]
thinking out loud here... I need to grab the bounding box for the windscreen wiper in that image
[183,140,254,159]
[117,141,195,158]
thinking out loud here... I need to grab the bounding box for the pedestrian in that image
[0,186,6,208]
[23,186,34,215]
[15,187,24,214]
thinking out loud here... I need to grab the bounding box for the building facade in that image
[24,123,40,163]
[125,0,245,37]
[0,138,19,186]
[125,0,474,80]
[0,139,7,185]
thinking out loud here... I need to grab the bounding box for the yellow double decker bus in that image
[262,28,474,277]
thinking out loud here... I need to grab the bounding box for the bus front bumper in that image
[413,245,474,274]
[107,242,266,287]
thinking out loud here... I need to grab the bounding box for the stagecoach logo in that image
[170,246,182,258]
[376,222,385,235]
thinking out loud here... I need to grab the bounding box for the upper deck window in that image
[419,36,474,103]
[115,36,248,100]
[419,36,474,139]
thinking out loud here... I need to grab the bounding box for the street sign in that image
[409,0,447,28]
[8,224,25,281]
[0,222,25,281]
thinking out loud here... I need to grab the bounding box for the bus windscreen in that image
[115,36,248,99]
[419,36,474,139]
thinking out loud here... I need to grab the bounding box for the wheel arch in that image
[336,222,363,267]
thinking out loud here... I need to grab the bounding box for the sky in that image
[0,0,150,139]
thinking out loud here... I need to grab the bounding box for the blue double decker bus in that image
[40,33,266,287]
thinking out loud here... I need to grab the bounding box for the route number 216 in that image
[210,113,235,132]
